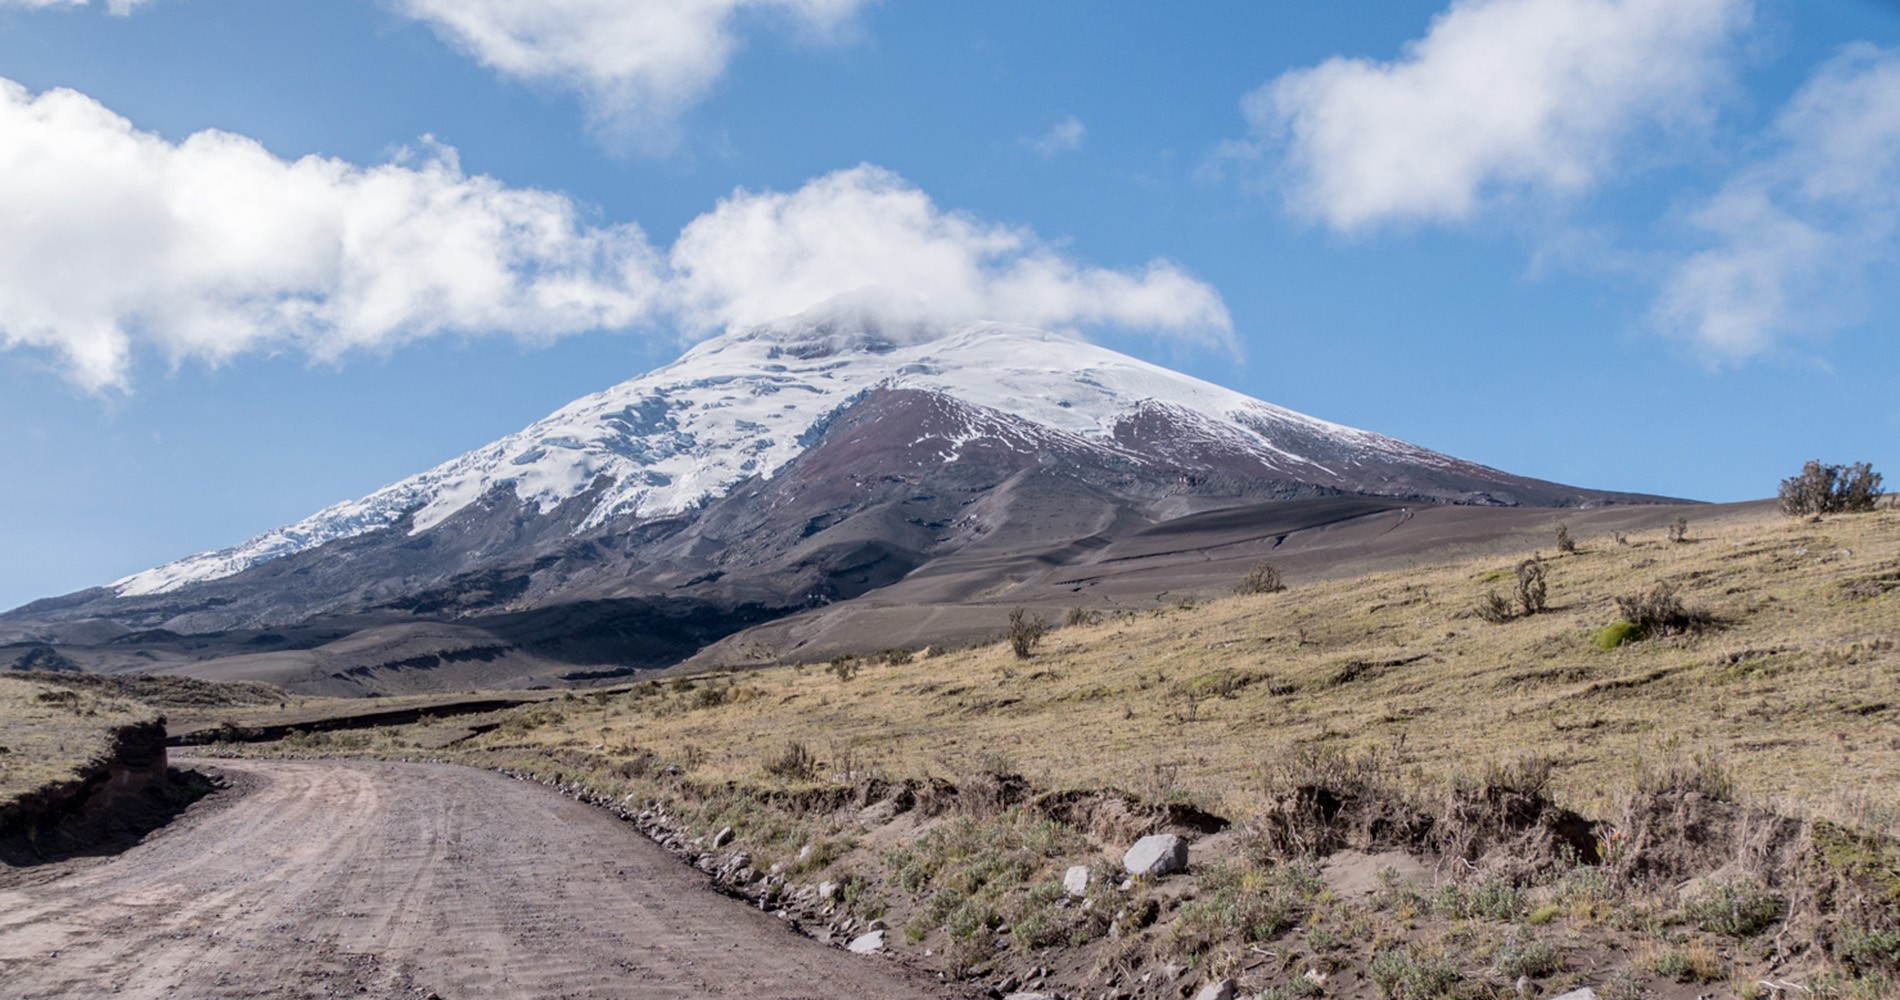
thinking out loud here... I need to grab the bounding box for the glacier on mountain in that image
[113,306,1445,597]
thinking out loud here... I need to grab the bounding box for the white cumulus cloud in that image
[0,79,661,390]
[396,0,869,150]
[665,164,1232,345]
[1655,44,1900,362]
[0,82,1231,389]
[1248,0,1748,231]
[1025,115,1086,158]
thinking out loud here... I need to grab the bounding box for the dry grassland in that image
[0,675,156,810]
[149,502,1900,998]
[485,504,1900,831]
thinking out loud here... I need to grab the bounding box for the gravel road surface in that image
[0,758,957,999]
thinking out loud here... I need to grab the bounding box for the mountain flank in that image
[2,305,1683,694]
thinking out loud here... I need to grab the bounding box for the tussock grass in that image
[479,505,1900,829]
[0,675,157,810]
[195,503,1900,998]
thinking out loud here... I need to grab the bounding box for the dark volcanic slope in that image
[3,384,1681,696]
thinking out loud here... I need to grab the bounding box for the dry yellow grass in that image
[482,504,1900,826]
[0,675,156,807]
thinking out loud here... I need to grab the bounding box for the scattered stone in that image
[1124,834,1188,877]
[798,844,817,864]
[1164,962,1188,980]
[1194,979,1236,1000]
[711,826,735,849]
[819,880,839,901]
[1064,864,1090,897]
[1548,990,1596,1000]
[1003,994,1052,1000]
[847,929,885,953]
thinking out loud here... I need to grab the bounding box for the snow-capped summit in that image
[114,301,1457,598]
[7,298,1677,693]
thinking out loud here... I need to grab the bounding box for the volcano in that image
[1,302,1678,694]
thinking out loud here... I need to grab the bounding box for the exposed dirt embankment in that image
[0,719,212,865]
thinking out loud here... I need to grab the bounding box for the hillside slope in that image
[3,305,1678,694]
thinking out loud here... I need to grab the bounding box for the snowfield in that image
[114,309,1445,597]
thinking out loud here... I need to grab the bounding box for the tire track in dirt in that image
[0,758,960,999]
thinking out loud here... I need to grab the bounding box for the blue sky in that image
[2,0,1898,611]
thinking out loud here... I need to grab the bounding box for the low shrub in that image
[1614,583,1715,640]
[762,740,817,780]
[1168,860,1322,955]
[1840,925,1900,975]
[1494,939,1564,979]
[1006,608,1047,659]
[1516,557,1548,616]
[1667,515,1689,543]
[1477,591,1515,624]
[1556,522,1576,554]
[1432,875,1527,922]
[1235,561,1287,596]
[1780,460,1883,516]
[1369,947,1461,1000]
[1649,941,1726,983]
[1684,878,1783,937]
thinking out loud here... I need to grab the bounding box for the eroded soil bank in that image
[0,718,218,866]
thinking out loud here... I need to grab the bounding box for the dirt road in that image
[0,758,959,999]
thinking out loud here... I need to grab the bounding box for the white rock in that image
[847,929,885,954]
[711,826,734,849]
[1194,979,1236,1000]
[1063,864,1090,897]
[1123,834,1189,877]
[818,880,839,901]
